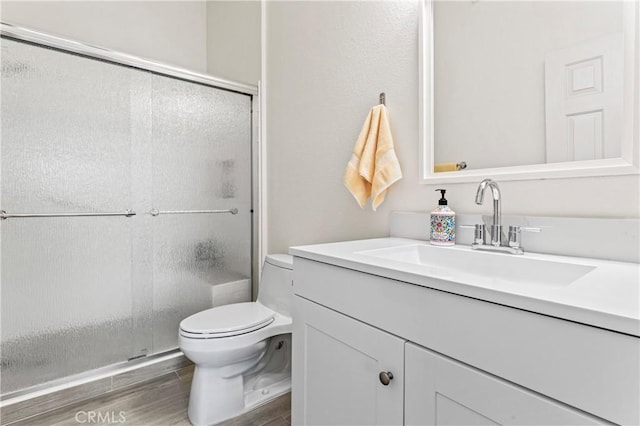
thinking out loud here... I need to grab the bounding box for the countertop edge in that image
[289,239,640,338]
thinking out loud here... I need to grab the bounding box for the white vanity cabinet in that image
[291,255,640,426]
[405,343,602,425]
[292,296,405,425]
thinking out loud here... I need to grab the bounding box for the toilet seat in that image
[180,302,275,339]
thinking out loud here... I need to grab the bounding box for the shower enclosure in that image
[0,24,257,396]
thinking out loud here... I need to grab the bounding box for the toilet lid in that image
[180,302,275,338]
[265,254,293,270]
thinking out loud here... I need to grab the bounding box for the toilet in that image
[179,254,293,426]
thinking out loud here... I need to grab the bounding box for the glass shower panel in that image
[0,39,133,211]
[0,38,135,393]
[150,76,252,353]
[0,218,133,393]
[1,32,255,394]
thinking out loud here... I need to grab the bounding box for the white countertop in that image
[290,238,640,337]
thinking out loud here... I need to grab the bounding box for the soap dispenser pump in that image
[430,189,456,246]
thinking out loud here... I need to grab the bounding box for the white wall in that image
[206,0,260,85]
[265,1,421,253]
[1,1,262,82]
[0,1,208,72]
[264,0,640,255]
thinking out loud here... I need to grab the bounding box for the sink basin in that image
[357,244,596,287]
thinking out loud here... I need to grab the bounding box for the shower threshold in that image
[0,349,192,425]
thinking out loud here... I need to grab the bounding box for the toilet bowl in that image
[179,254,293,426]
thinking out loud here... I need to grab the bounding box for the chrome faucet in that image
[472,179,529,255]
[474,179,502,246]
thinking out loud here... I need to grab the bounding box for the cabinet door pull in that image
[379,371,394,386]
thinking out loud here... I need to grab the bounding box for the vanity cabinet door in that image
[405,343,603,426]
[292,296,405,425]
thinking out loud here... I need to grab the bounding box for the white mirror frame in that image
[419,0,640,184]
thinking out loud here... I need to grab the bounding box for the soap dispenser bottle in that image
[430,189,455,246]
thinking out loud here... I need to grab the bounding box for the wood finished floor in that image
[9,366,291,426]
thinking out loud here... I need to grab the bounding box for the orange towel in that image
[344,105,402,211]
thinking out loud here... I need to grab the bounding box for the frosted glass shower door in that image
[149,76,253,352]
[1,32,255,395]
[0,39,139,393]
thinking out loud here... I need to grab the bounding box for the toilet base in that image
[188,366,244,426]
[187,367,291,426]
[186,334,292,426]
[244,376,291,413]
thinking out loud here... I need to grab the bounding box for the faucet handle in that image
[508,226,521,248]
[474,224,485,245]
[508,226,541,249]
[459,224,487,245]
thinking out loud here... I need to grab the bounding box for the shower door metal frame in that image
[0,22,258,96]
[0,21,263,398]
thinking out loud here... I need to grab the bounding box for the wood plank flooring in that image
[7,366,291,426]
[1,356,193,425]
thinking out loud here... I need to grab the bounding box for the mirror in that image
[419,0,639,183]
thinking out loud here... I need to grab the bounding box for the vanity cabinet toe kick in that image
[291,257,639,426]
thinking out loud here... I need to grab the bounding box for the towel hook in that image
[379,92,386,106]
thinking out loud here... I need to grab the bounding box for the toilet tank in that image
[257,254,293,318]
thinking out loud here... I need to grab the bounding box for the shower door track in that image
[0,22,258,96]
[0,349,183,403]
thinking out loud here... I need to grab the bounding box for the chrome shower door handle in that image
[148,208,238,216]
